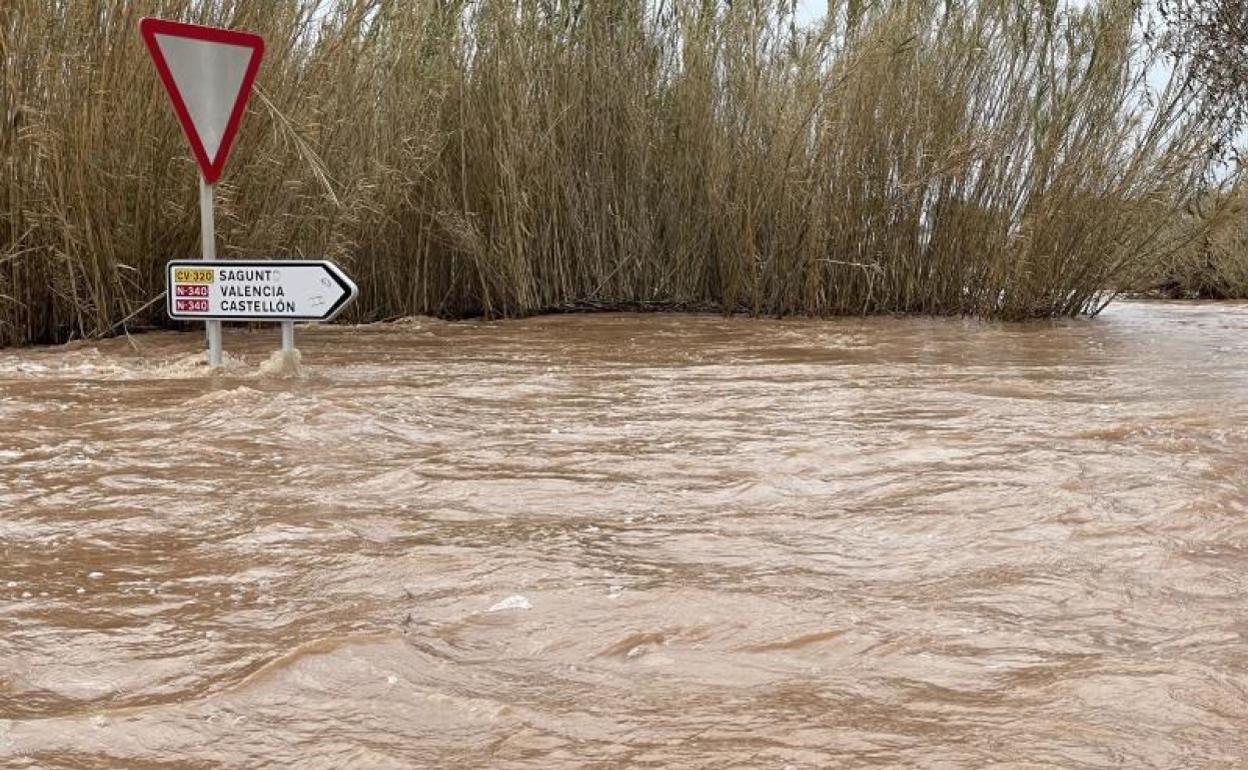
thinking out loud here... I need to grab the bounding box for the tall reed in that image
[0,0,1224,347]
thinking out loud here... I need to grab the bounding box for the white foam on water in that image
[257,348,306,379]
[486,595,532,612]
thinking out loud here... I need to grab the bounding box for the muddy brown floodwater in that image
[1,301,1247,769]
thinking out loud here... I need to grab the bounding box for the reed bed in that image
[0,0,1225,347]
[1137,188,1248,299]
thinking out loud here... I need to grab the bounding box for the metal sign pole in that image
[281,321,294,354]
[198,174,223,367]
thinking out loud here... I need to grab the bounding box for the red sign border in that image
[140,18,264,184]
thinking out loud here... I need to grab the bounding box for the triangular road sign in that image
[140,18,264,184]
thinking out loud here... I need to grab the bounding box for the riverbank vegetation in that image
[1137,189,1248,299]
[0,0,1234,347]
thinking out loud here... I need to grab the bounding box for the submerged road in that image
[1,301,1246,768]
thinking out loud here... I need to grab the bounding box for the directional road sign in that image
[140,18,264,184]
[166,260,358,322]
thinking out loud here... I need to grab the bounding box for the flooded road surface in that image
[1,301,1247,769]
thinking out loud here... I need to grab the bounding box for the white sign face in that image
[153,33,253,165]
[166,260,358,321]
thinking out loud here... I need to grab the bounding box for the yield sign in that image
[140,18,264,184]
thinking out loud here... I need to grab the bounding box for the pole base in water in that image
[206,320,223,368]
[259,347,304,378]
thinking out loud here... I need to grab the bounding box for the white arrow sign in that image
[166,260,358,322]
